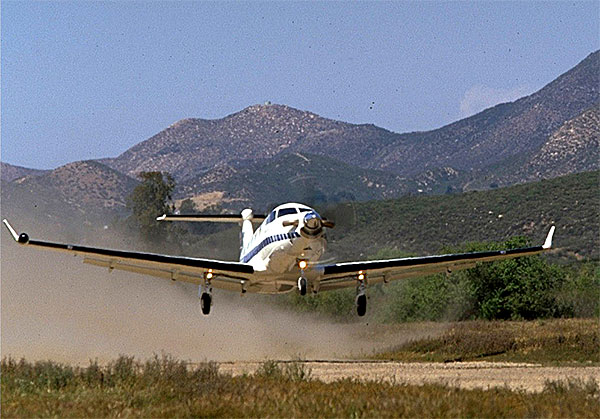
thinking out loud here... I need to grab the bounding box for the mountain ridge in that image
[100,50,598,189]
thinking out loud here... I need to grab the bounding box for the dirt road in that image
[218,360,600,392]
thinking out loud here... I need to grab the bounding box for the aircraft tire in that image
[356,294,367,316]
[298,277,307,296]
[200,292,212,315]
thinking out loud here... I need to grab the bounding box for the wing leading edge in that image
[2,219,254,291]
[319,226,555,291]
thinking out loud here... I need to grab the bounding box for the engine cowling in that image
[300,211,323,237]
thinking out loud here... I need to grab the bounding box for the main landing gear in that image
[200,291,212,315]
[356,275,367,317]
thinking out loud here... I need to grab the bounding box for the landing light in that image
[298,260,308,270]
[358,270,365,281]
[206,269,213,280]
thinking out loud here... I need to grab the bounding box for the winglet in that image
[543,226,555,249]
[156,214,166,221]
[2,219,29,244]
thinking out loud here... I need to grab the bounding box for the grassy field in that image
[3,319,598,417]
[373,318,599,364]
[2,355,599,418]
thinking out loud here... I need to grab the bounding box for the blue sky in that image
[2,1,598,169]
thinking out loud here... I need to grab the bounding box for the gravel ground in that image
[217,360,600,392]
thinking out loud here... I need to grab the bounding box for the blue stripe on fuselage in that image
[240,231,300,263]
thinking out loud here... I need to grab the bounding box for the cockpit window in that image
[277,208,298,218]
[266,211,276,224]
[298,208,311,213]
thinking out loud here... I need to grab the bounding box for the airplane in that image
[2,202,555,316]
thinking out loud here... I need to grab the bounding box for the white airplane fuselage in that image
[238,203,327,293]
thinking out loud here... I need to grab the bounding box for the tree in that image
[127,171,175,243]
[454,237,568,320]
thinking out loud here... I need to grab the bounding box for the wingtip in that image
[543,225,556,249]
[2,219,19,241]
[2,219,29,243]
[156,214,166,221]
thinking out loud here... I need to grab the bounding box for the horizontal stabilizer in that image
[156,214,266,223]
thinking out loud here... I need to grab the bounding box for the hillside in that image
[326,171,599,261]
[503,105,599,184]
[102,51,598,192]
[177,153,464,211]
[461,105,600,190]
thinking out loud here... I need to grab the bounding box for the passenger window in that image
[277,208,298,218]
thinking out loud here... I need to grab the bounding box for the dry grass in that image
[374,318,599,364]
[2,355,599,417]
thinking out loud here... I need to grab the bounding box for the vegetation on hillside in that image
[327,170,599,260]
[2,355,598,418]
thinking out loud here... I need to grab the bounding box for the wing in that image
[2,219,254,292]
[318,226,555,291]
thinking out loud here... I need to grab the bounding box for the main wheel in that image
[356,294,367,317]
[200,292,212,315]
[298,277,307,296]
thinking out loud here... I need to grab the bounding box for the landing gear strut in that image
[356,280,367,316]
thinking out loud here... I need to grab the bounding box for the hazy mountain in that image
[1,162,48,182]
[1,160,138,227]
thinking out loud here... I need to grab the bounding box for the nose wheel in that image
[298,277,307,296]
[356,294,367,316]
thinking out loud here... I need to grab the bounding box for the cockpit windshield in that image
[277,208,298,218]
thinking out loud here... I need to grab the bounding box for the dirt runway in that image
[218,360,600,392]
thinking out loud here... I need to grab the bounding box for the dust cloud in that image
[1,232,424,365]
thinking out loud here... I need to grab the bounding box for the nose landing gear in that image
[297,260,308,296]
[297,277,307,296]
